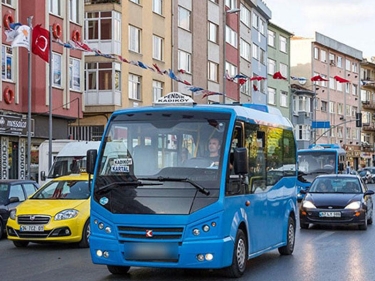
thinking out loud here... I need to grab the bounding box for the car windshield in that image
[309,178,362,193]
[32,180,90,199]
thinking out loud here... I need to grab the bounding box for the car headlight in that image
[9,209,16,220]
[345,201,361,210]
[302,201,316,209]
[55,209,79,220]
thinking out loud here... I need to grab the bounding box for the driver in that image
[207,137,221,166]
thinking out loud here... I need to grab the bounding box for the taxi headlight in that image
[9,209,16,220]
[55,209,78,220]
[345,201,361,210]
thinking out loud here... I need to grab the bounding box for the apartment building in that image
[360,58,375,166]
[267,22,292,119]
[1,0,84,179]
[290,32,362,168]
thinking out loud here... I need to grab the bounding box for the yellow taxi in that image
[6,173,90,248]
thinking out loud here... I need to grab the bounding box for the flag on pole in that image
[11,25,31,50]
[32,24,50,62]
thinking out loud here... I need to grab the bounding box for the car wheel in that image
[107,265,131,275]
[300,222,309,229]
[78,220,90,248]
[0,219,4,239]
[224,229,247,278]
[279,217,296,255]
[13,241,29,247]
[359,215,368,230]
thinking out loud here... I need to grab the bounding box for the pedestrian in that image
[346,162,351,174]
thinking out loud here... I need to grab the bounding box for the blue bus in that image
[297,144,346,201]
[86,92,298,277]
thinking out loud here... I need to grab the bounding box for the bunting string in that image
[4,22,355,99]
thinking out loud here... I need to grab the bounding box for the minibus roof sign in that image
[154,92,195,106]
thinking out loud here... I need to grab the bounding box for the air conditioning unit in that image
[305,112,311,118]
[330,60,335,66]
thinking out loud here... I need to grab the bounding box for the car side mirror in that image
[365,190,374,196]
[8,196,20,204]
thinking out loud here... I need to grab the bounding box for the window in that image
[252,44,259,60]
[280,63,288,78]
[153,80,163,101]
[268,87,276,105]
[69,58,81,91]
[337,81,342,92]
[178,6,191,31]
[314,47,319,60]
[268,58,276,75]
[129,25,141,53]
[352,84,358,96]
[337,56,342,68]
[240,4,251,27]
[52,53,62,87]
[225,0,236,9]
[321,101,328,112]
[320,50,326,62]
[240,38,251,61]
[208,22,218,43]
[279,36,287,53]
[130,0,140,3]
[352,106,357,118]
[226,26,238,48]
[252,13,258,29]
[345,59,351,71]
[208,61,218,82]
[294,125,310,141]
[2,45,13,81]
[280,91,287,107]
[49,0,61,16]
[129,74,141,100]
[2,0,12,5]
[337,103,343,114]
[178,50,191,73]
[329,77,335,89]
[268,30,275,47]
[153,0,162,15]
[259,48,266,65]
[298,96,310,112]
[86,11,119,41]
[329,101,335,113]
[345,83,350,94]
[86,62,120,91]
[346,105,351,116]
[69,0,79,23]
[225,62,237,77]
[352,62,358,73]
[259,19,265,35]
[152,35,163,60]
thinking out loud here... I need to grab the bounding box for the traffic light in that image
[356,112,362,127]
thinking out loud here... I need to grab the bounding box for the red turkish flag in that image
[334,75,350,83]
[32,24,50,62]
[311,75,328,82]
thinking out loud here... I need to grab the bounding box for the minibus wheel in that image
[225,229,247,278]
[107,265,131,275]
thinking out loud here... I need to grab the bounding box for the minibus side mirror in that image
[234,147,248,175]
[86,149,97,175]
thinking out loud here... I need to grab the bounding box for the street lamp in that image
[223,8,241,104]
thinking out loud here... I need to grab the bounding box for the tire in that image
[278,217,295,255]
[107,265,131,275]
[13,241,29,247]
[300,222,309,229]
[0,219,4,240]
[359,215,368,230]
[78,220,90,248]
[224,229,247,278]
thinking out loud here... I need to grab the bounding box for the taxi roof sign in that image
[154,92,195,106]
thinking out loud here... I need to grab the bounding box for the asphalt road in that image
[2,184,375,281]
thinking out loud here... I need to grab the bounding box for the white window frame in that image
[49,0,61,16]
[178,6,191,31]
[129,25,141,53]
[69,58,81,91]
[280,91,287,107]
[153,80,163,101]
[128,74,141,100]
[52,53,62,87]
[268,30,275,47]
[208,61,218,82]
[153,0,163,15]
[226,26,238,48]
[268,58,276,75]
[240,4,251,27]
[178,50,191,73]
[208,22,218,43]
[2,45,13,81]
[152,35,163,60]
[268,87,276,105]
[279,36,287,53]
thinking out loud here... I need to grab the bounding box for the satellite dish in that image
[298,78,307,85]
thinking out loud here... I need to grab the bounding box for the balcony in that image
[85,0,120,4]
[362,100,375,110]
[362,124,375,132]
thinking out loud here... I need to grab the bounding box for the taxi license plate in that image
[20,225,44,232]
[319,212,341,218]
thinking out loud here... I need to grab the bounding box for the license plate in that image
[20,225,44,232]
[319,211,341,218]
[125,243,177,260]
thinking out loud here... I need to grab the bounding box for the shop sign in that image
[0,114,33,136]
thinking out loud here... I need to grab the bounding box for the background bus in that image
[297,144,346,201]
[86,93,298,277]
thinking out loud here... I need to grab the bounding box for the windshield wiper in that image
[138,176,210,196]
[97,181,162,194]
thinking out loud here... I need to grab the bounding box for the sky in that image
[264,0,375,59]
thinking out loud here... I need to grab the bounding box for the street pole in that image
[48,25,53,170]
[27,16,33,179]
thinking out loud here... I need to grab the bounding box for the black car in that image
[0,179,39,238]
[299,174,374,230]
